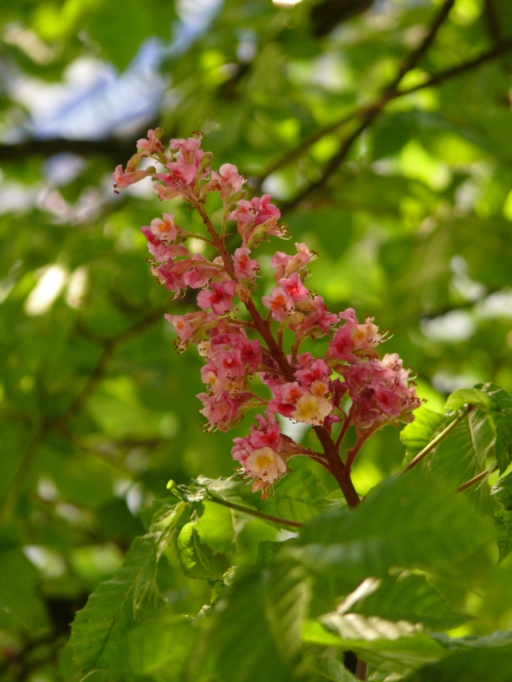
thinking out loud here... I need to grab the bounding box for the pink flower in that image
[233,248,259,281]
[182,255,223,289]
[237,338,261,371]
[202,163,245,200]
[137,129,164,155]
[170,136,203,164]
[327,309,386,362]
[215,349,245,379]
[232,411,283,464]
[250,195,281,226]
[197,281,236,315]
[112,165,149,192]
[262,286,295,322]
[267,382,307,418]
[250,412,282,451]
[280,272,310,302]
[146,213,178,243]
[295,358,331,387]
[165,310,218,350]
[198,390,251,431]
[157,161,197,190]
[244,447,287,484]
[292,393,333,425]
[271,243,316,280]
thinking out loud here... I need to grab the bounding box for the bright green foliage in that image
[3,0,512,679]
[128,614,200,682]
[349,574,467,631]
[296,469,491,587]
[69,535,164,676]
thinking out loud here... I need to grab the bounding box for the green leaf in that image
[480,384,512,473]
[295,469,491,589]
[400,407,448,462]
[0,547,51,637]
[444,388,491,412]
[257,539,285,566]
[429,409,495,490]
[349,573,467,631]
[491,471,512,511]
[194,500,235,555]
[262,457,343,524]
[176,522,226,580]
[495,417,512,474]
[264,560,312,663]
[195,567,296,682]
[408,648,512,681]
[303,616,445,673]
[128,612,200,682]
[175,461,341,530]
[303,655,359,682]
[69,535,164,675]
[495,509,512,563]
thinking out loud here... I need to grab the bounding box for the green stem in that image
[207,493,303,528]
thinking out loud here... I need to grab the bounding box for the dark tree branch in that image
[280,34,512,214]
[402,36,512,95]
[484,0,503,42]
[0,137,135,164]
[254,0,455,197]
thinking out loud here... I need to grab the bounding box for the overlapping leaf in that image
[294,469,492,589]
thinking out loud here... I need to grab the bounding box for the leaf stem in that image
[456,465,495,494]
[400,407,471,474]
[206,493,303,528]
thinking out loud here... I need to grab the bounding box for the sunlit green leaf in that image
[70,535,164,675]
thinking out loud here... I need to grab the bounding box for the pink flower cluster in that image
[114,130,421,496]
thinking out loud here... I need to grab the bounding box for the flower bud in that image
[227,190,246,208]
[198,152,213,172]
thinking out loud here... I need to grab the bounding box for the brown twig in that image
[456,465,494,493]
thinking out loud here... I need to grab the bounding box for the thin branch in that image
[206,493,303,528]
[356,659,368,681]
[456,465,495,493]
[399,407,471,474]
[252,110,358,191]
[271,34,512,214]
[484,0,503,41]
[402,37,512,96]
[56,308,166,426]
[0,422,50,521]
[280,0,456,213]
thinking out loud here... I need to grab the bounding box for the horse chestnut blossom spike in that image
[114,130,422,506]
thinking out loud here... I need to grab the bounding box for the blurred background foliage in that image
[1,0,512,678]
